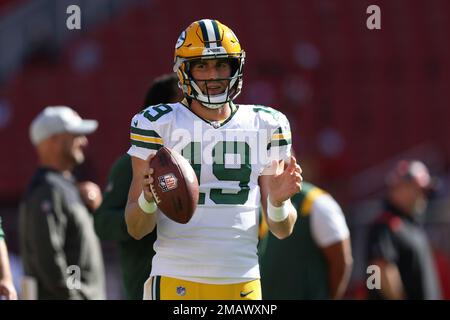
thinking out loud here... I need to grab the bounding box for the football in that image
[149,147,199,224]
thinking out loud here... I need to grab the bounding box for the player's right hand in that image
[143,154,156,202]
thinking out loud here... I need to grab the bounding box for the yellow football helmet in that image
[173,19,245,109]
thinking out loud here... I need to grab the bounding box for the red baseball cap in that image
[386,160,432,190]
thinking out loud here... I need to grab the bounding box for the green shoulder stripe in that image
[130,127,161,138]
[267,138,292,150]
[131,140,163,150]
[272,126,291,135]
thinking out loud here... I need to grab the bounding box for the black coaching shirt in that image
[19,167,105,299]
[367,201,441,300]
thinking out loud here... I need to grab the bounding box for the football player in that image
[125,19,302,300]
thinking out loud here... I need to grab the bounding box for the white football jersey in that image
[128,101,291,283]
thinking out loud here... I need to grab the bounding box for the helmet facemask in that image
[175,53,245,109]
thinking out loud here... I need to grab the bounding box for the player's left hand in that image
[267,156,303,207]
[78,181,103,212]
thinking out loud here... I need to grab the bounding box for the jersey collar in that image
[181,99,239,129]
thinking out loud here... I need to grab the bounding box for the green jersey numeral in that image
[143,104,173,122]
[182,142,205,204]
[252,106,280,120]
[182,141,251,205]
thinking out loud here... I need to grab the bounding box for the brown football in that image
[149,147,199,224]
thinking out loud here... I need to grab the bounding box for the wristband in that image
[138,191,157,214]
[267,195,290,222]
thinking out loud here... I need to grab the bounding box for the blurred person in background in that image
[19,106,105,299]
[259,180,353,299]
[0,216,17,300]
[366,160,441,300]
[94,73,182,299]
